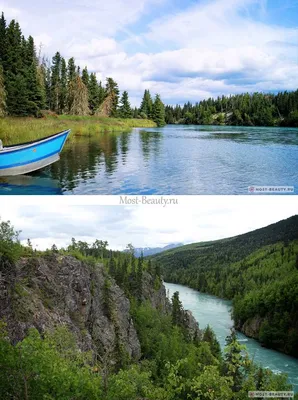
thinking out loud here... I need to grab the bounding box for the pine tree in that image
[119,91,132,118]
[0,66,6,116]
[152,94,166,127]
[67,75,90,115]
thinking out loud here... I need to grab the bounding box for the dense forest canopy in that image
[152,215,298,357]
[165,91,298,127]
[0,218,297,399]
[0,12,166,126]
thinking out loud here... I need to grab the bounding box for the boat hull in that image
[0,130,70,177]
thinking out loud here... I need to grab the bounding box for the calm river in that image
[165,282,298,392]
[0,125,297,194]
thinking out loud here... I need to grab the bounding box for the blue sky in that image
[1,0,298,105]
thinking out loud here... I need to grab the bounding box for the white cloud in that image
[2,197,298,251]
[3,0,298,104]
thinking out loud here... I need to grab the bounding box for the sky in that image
[1,0,298,106]
[2,196,298,250]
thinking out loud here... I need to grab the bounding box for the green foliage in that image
[119,90,132,118]
[139,89,153,119]
[154,215,298,356]
[0,327,102,400]
[0,12,157,124]
[152,94,166,127]
[165,91,298,127]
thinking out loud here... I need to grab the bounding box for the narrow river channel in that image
[165,282,298,391]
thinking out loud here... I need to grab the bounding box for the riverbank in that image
[0,116,157,145]
[165,282,298,392]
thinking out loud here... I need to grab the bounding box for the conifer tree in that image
[152,94,166,127]
[98,81,106,105]
[67,57,76,83]
[4,20,25,115]
[171,291,183,326]
[24,36,44,114]
[139,89,153,118]
[119,91,132,118]
[88,73,99,114]
[82,67,89,87]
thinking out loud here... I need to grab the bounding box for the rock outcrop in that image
[0,255,141,360]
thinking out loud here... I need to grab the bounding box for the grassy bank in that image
[0,116,157,145]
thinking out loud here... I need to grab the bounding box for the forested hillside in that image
[165,91,298,127]
[0,219,296,399]
[0,12,166,126]
[152,216,298,356]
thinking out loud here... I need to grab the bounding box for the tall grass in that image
[0,116,157,145]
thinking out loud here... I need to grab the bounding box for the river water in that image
[165,282,298,391]
[1,125,297,194]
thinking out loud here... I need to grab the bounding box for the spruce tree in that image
[4,20,25,115]
[88,73,99,114]
[98,81,106,105]
[139,89,153,118]
[67,57,76,83]
[171,291,183,326]
[81,67,89,87]
[23,36,44,114]
[119,91,132,118]
[152,94,166,127]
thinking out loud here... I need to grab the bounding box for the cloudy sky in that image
[2,196,298,250]
[1,0,298,105]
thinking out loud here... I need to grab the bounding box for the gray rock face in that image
[0,255,141,360]
[236,315,264,339]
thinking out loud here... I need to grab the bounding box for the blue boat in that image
[0,129,70,176]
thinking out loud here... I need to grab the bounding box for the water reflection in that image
[0,125,297,195]
[140,130,162,160]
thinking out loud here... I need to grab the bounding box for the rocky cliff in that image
[0,255,141,360]
[0,254,200,362]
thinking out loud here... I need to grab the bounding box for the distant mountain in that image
[130,243,184,257]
